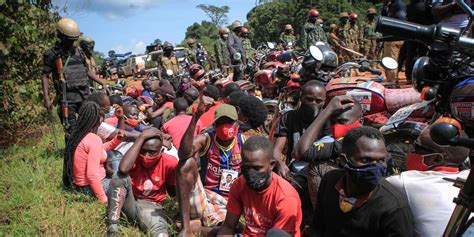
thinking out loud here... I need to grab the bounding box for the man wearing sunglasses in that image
[106,127,178,237]
[386,125,470,237]
[310,126,414,237]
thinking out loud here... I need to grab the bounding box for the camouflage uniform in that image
[214,38,231,69]
[337,23,350,62]
[159,54,179,75]
[241,37,254,62]
[300,21,327,51]
[347,24,362,53]
[279,33,296,46]
[187,46,196,64]
[362,20,379,60]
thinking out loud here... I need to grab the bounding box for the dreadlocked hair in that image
[63,101,102,189]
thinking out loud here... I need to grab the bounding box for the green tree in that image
[196,4,230,26]
[0,0,59,137]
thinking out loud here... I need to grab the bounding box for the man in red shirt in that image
[162,97,202,149]
[216,136,302,237]
[106,128,178,236]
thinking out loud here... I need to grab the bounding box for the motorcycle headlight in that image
[412,56,430,92]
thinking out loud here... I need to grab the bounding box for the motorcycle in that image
[376,0,474,235]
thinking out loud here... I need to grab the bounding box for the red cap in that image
[350,13,358,20]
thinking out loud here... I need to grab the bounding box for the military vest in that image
[57,48,89,90]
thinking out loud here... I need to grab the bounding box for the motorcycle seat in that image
[385,88,421,113]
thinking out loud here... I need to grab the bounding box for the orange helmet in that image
[189,64,206,80]
[350,13,358,21]
[308,9,319,17]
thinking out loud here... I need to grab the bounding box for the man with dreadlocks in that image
[64,101,124,204]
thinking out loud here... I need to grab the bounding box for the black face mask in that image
[243,168,271,191]
[164,49,172,55]
[60,39,75,51]
[299,103,320,122]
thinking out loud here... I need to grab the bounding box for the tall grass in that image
[0,127,166,236]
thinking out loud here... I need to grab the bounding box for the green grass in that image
[0,126,180,236]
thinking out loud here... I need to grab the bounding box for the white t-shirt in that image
[386,170,470,237]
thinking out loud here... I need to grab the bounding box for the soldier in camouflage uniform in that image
[214,27,231,72]
[361,8,380,60]
[337,12,351,62]
[240,27,254,63]
[300,9,327,51]
[279,24,296,48]
[347,13,362,54]
[186,38,197,64]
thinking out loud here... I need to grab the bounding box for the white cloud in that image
[112,38,147,54]
[54,0,161,20]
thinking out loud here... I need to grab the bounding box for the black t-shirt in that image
[273,110,330,162]
[300,137,342,163]
[43,45,89,103]
[312,169,415,237]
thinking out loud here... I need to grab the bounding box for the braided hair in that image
[63,101,102,189]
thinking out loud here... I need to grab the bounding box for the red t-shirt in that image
[164,101,174,109]
[226,173,302,237]
[129,153,178,204]
[192,101,222,128]
[162,114,202,149]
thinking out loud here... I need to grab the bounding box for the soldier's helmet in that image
[57,18,80,40]
[231,21,242,30]
[330,24,337,30]
[367,8,377,15]
[339,12,349,19]
[163,41,174,50]
[317,18,324,24]
[285,24,293,30]
[219,27,230,35]
[187,38,195,45]
[79,35,95,52]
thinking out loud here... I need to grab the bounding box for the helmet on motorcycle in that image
[339,12,349,18]
[57,18,80,40]
[186,38,195,45]
[367,8,377,15]
[285,24,293,30]
[349,13,358,21]
[163,41,174,51]
[189,64,206,80]
[79,35,95,53]
[219,27,230,35]
[308,9,319,17]
[231,20,242,30]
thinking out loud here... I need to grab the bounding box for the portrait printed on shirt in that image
[219,169,238,192]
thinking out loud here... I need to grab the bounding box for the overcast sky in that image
[52,0,256,55]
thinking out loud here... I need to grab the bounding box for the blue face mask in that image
[104,107,115,119]
[344,160,387,190]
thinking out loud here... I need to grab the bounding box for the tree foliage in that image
[246,0,381,46]
[0,0,59,136]
[196,4,230,26]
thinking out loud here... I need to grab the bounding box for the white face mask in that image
[104,107,115,118]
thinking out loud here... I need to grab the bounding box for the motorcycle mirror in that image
[381,57,398,70]
[233,52,242,61]
[309,45,323,61]
[166,69,173,76]
[267,42,275,49]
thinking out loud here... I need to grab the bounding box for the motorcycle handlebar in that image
[376,16,436,44]
[359,66,382,75]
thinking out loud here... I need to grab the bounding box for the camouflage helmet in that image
[231,20,242,30]
[329,23,337,30]
[57,18,80,39]
[79,35,95,52]
[367,8,377,15]
[339,12,349,18]
[317,18,324,24]
[186,38,195,45]
[285,24,293,30]
[219,27,230,35]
